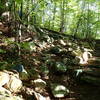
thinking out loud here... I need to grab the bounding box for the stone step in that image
[93,51,100,54]
[75,67,100,86]
[95,39,100,43]
[95,44,100,47]
[93,50,100,56]
[88,57,100,65]
[95,47,100,50]
[80,74,100,86]
[93,53,100,57]
[83,67,100,77]
[95,43,100,45]
[94,50,100,52]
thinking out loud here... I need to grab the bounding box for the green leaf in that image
[0,61,8,70]
[0,49,6,53]
[20,42,30,50]
[16,0,23,4]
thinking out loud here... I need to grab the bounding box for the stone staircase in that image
[94,40,100,57]
[75,40,100,86]
[87,40,100,66]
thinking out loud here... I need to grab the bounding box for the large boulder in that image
[0,83,23,100]
[0,86,11,95]
[0,71,10,86]
[0,70,22,93]
[6,75,22,93]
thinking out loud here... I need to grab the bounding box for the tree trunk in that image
[60,0,65,33]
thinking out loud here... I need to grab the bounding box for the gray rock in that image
[51,83,69,98]
[0,70,22,93]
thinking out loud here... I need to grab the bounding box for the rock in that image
[24,87,47,100]
[28,68,41,79]
[4,70,19,78]
[0,22,9,33]
[72,49,82,57]
[32,79,46,93]
[80,74,100,86]
[0,71,10,86]
[75,69,83,77]
[6,75,22,93]
[13,64,25,73]
[75,67,100,77]
[13,64,29,80]
[33,79,46,88]
[72,57,80,65]
[0,86,11,95]
[82,67,100,77]
[19,71,29,80]
[54,62,67,73]
[75,67,100,86]
[29,72,41,79]
[0,86,23,100]
[88,57,100,66]
[39,65,49,77]
[33,91,46,100]
[59,40,66,46]
[0,94,23,100]
[49,46,60,55]
[51,83,69,98]
[63,58,69,64]
[0,70,22,93]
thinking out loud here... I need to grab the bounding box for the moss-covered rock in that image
[54,62,67,73]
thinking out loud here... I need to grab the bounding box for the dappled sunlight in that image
[76,48,93,65]
[0,0,100,100]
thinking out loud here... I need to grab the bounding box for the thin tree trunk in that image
[60,0,65,33]
[0,0,6,15]
[18,1,23,56]
[86,2,90,39]
[52,2,56,29]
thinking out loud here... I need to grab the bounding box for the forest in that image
[0,0,100,100]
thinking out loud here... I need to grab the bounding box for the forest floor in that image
[0,27,100,100]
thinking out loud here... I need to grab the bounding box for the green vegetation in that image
[0,0,100,100]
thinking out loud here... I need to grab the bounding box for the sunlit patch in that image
[77,48,93,65]
[55,85,66,91]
